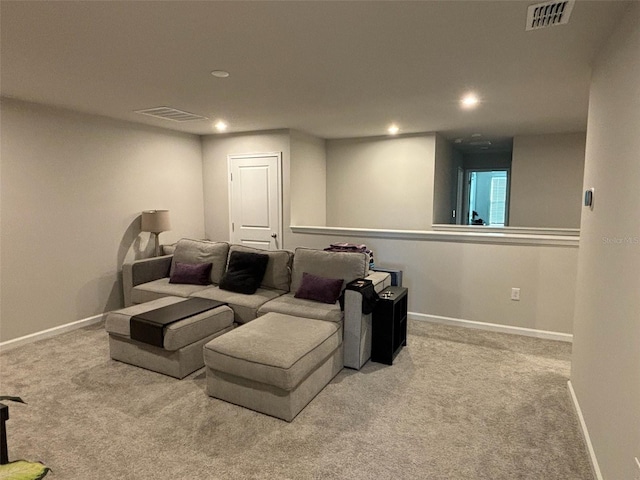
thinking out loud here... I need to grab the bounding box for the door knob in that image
[271,233,277,238]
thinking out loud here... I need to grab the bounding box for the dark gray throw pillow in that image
[219,251,269,294]
[169,262,213,285]
[294,272,344,304]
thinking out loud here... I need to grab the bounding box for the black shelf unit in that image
[371,286,408,365]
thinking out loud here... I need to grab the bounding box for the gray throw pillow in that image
[171,239,230,284]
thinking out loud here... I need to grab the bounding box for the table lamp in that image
[141,210,171,256]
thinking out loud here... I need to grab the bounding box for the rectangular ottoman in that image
[203,312,343,422]
[105,296,234,379]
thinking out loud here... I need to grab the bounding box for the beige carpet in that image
[0,320,592,479]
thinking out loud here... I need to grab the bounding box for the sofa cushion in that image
[171,239,230,285]
[203,312,341,391]
[191,286,286,324]
[162,243,177,255]
[131,278,212,304]
[105,296,234,351]
[169,262,213,285]
[294,272,343,304]
[219,251,269,295]
[290,248,367,292]
[257,292,343,323]
[228,245,293,291]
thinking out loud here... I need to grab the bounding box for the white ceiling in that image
[0,1,630,144]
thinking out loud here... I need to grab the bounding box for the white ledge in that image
[432,224,580,236]
[290,225,579,247]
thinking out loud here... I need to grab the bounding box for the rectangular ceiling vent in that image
[526,0,575,31]
[469,140,492,146]
[135,107,207,122]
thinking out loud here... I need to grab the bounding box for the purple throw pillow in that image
[294,272,344,304]
[169,262,213,285]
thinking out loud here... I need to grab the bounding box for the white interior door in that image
[228,153,282,250]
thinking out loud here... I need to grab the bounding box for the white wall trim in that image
[0,314,105,353]
[432,224,580,237]
[290,225,579,247]
[409,312,573,342]
[567,380,604,480]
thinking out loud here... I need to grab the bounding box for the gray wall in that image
[202,129,579,336]
[510,132,585,228]
[201,129,326,250]
[201,130,291,244]
[462,151,512,171]
[202,130,326,249]
[570,4,640,479]
[287,231,579,334]
[433,133,585,228]
[306,132,579,334]
[0,101,583,344]
[290,130,327,226]
[326,134,436,230]
[0,99,205,342]
[432,134,461,224]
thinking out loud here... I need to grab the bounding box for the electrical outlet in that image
[511,287,521,301]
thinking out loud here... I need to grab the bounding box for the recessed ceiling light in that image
[215,120,228,132]
[388,124,399,135]
[460,93,479,109]
[454,138,463,144]
[471,133,482,138]
[211,70,230,78]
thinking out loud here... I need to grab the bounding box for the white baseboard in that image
[567,380,603,480]
[0,314,105,353]
[409,312,573,343]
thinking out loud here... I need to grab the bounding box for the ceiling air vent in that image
[526,0,575,31]
[135,107,207,122]
[469,140,492,146]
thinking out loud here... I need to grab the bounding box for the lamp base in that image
[152,233,161,257]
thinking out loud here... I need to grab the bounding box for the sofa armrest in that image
[343,271,391,369]
[122,255,172,306]
[363,271,393,292]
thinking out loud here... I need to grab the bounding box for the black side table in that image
[371,286,408,365]
[1,403,8,464]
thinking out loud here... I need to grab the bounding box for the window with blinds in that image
[489,173,508,226]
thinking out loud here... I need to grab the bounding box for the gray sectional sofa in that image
[123,238,389,330]
[115,238,391,420]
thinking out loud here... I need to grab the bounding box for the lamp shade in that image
[141,210,171,233]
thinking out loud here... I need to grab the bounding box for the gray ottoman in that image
[203,312,343,421]
[105,296,234,379]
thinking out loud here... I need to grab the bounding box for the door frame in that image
[227,152,283,249]
[455,166,464,225]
